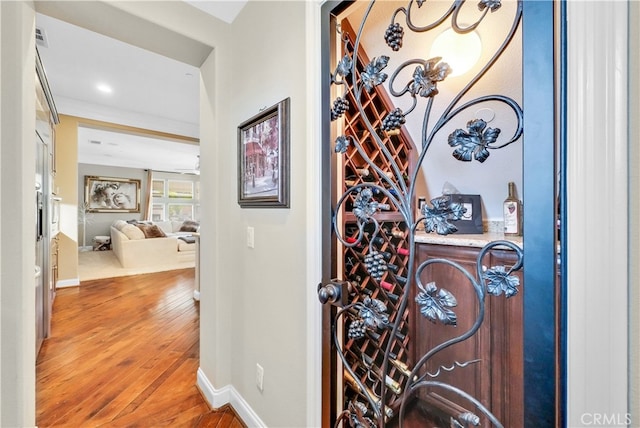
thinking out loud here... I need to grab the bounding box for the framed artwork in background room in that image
[237,97,290,208]
[85,176,141,213]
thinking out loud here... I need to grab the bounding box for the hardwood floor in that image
[37,269,244,428]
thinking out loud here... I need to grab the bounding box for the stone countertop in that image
[414,230,523,249]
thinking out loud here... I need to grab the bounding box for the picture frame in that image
[451,194,484,234]
[237,98,290,208]
[84,176,141,213]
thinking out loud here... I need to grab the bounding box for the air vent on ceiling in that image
[35,27,48,48]
[89,140,102,145]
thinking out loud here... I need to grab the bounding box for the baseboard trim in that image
[56,278,80,288]
[196,368,266,427]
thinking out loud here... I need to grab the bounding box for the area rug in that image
[78,250,195,282]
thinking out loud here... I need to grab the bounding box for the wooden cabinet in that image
[412,242,523,427]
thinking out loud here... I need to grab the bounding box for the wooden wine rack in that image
[337,18,418,419]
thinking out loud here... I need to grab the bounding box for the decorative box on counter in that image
[450,194,484,234]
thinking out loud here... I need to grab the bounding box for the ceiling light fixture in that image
[430,27,482,77]
[96,83,113,94]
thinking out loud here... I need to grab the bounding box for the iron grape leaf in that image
[361,56,389,92]
[415,282,458,326]
[479,0,502,12]
[336,54,352,77]
[485,265,520,297]
[335,135,350,154]
[448,119,501,163]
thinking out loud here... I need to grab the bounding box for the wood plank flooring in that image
[36,269,244,428]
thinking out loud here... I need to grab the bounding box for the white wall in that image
[0,1,37,426]
[566,1,630,425]
[630,1,640,421]
[200,2,314,426]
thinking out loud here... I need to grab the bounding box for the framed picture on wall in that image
[237,98,290,208]
[85,176,141,213]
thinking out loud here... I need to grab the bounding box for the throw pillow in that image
[179,220,200,232]
[112,220,127,231]
[154,221,173,235]
[121,224,145,240]
[136,224,167,238]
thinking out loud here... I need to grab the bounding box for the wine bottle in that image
[503,182,522,236]
[390,227,404,239]
[389,357,418,381]
[366,234,385,247]
[394,275,407,285]
[366,330,381,341]
[343,370,394,419]
[396,246,410,256]
[386,263,399,273]
[380,273,407,292]
[360,359,402,395]
[393,330,406,341]
[385,291,400,303]
[379,280,395,292]
[355,167,370,178]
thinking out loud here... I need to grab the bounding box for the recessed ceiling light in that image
[96,83,113,94]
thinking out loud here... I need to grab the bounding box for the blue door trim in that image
[522,1,564,425]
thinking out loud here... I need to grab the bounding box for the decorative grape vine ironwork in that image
[324,0,525,427]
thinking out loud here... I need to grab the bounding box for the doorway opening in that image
[319,1,563,426]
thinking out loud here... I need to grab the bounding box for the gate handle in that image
[317,280,350,306]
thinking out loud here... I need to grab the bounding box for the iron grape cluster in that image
[331,97,350,121]
[381,108,406,131]
[347,318,367,339]
[364,251,388,281]
[384,22,404,51]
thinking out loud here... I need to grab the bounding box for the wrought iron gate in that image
[318,1,529,426]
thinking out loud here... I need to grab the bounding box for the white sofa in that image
[110,220,198,269]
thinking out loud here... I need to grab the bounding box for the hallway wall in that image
[200,2,314,426]
[0,2,37,426]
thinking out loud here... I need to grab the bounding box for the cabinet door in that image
[414,244,523,427]
[487,248,524,426]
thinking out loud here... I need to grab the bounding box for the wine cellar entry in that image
[316,1,541,427]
